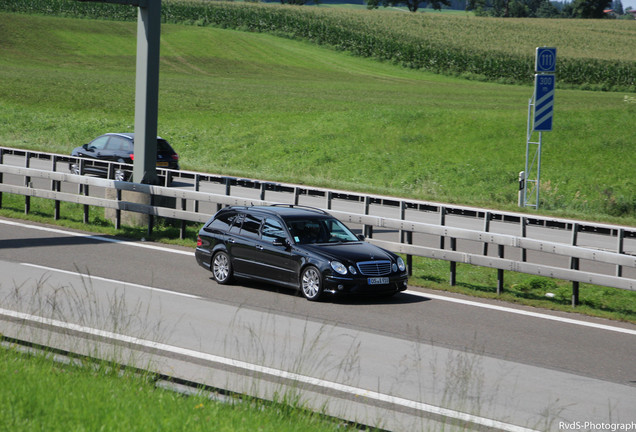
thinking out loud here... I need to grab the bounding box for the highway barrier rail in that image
[1,147,635,304]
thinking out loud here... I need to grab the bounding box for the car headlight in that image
[397,257,406,272]
[330,261,348,275]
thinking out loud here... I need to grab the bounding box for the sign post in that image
[521,47,556,209]
[77,0,160,184]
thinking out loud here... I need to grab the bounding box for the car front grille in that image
[357,260,392,276]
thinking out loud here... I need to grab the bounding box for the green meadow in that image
[1,11,634,223]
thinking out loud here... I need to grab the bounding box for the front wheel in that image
[300,266,323,301]
[212,251,233,285]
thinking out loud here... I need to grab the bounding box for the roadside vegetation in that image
[0,8,634,321]
[0,344,357,431]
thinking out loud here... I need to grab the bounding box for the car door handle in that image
[227,238,236,244]
[255,245,264,250]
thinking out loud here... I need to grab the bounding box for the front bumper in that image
[323,273,408,296]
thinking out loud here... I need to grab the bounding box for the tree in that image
[367,0,451,12]
[612,0,624,14]
[569,0,611,17]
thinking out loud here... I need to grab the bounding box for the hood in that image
[299,241,394,263]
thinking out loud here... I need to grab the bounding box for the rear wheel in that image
[212,251,233,285]
[300,266,323,301]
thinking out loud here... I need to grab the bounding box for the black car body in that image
[70,133,179,181]
[195,205,408,301]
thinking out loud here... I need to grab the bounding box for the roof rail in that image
[270,204,330,215]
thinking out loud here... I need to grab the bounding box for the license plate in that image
[368,277,389,285]
[156,162,169,167]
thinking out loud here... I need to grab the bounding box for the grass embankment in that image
[0,345,354,431]
[0,11,634,322]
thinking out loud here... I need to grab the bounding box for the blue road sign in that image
[535,47,556,73]
[533,74,555,132]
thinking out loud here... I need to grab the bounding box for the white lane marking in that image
[0,218,194,256]
[0,307,538,432]
[2,218,635,336]
[20,263,202,300]
[406,290,636,336]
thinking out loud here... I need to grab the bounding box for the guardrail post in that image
[400,201,413,275]
[520,217,527,262]
[52,156,61,220]
[180,196,187,240]
[147,194,155,237]
[450,237,457,286]
[115,189,122,230]
[326,191,332,210]
[439,206,446,249]
[83,184,90,224]
[570,223,579,307]
[364,196,372,238]
[24,152,31,215]
[260,183,267,201]
[616,229,624,277]
[497,244,504,295]
[483,212,491,256]
[294,187,301,205]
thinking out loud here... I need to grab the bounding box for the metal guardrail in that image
[1,160,635,298]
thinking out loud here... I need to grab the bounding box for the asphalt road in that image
[0,217,635,431]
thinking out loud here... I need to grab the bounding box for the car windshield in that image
[286,218,359,244]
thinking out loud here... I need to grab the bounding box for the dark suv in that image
[70,133,180,181]
[195,205,408,301]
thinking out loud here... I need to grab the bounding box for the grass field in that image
[0,345,353,431]
[1,12,635,223]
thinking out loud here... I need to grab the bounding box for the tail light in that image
[196,236,203,247]
[171,154,179,161]
[129,154,135,161]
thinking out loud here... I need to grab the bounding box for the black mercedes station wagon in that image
[195,205,409,301]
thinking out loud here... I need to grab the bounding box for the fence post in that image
[497,244,504,295]
[52,156,61,220]
[450,237,457,286]
[520,217,527,262]
[24,152,31,215]
[400,201,413,276]
[483,212,491,256]
[83,184,90,224]
[570,223,579,307]
[439,206,446,249]
[616,229,624,277]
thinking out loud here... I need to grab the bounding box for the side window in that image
[208,211,238,232]
[107,136,132,152]
[88,136,109,151]
[228,214,244,235]
[261,218,286,243]
[240,214,262,239]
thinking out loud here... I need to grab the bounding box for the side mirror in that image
[272,238,290,248]
[357,234,366,241]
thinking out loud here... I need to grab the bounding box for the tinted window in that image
[88,136,109,151]
[106,136,132,152]
[208,211,238,232]
[229,214,244,235]
[261,218,286,243]
[157,139,173,153]
[240,214,262,239]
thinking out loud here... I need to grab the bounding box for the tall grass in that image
[0,345,356,431]
[2,0,635,90]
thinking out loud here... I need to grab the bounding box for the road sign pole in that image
[133,1,161,185]
[521,47,556,209]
